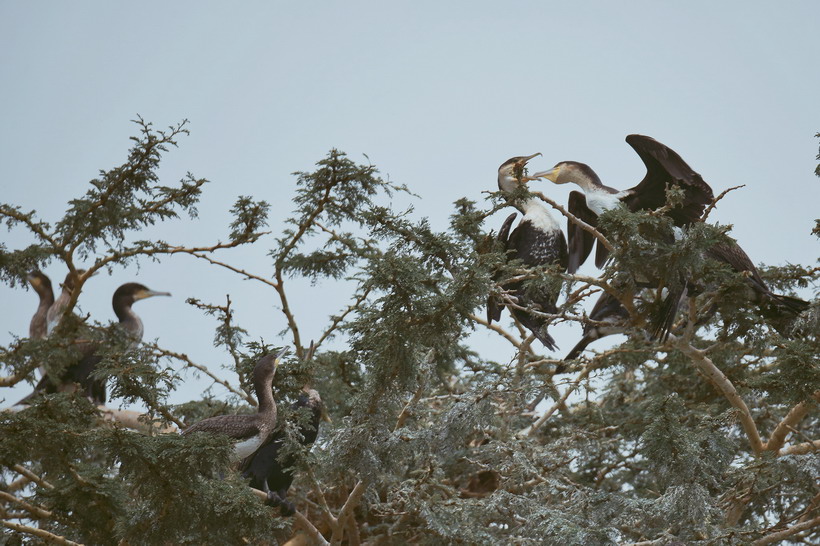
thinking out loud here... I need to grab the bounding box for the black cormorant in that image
[182,347,289,462]
[532,134,714,273]
[18,282,170,406]
[240,387,325,516]
[488,154,569,350]
[27,271,54,341]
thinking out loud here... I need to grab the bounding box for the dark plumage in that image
[533,134,714,273]
[18,282,170,406]
[653,240,810,340]
[489,155,569,350]
[562,291,630,366]
[240,388,324,516]
[183,348,289,462]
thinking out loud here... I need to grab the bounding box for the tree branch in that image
[531,190,614,253]
[764,391,820,453]
[249,487,328,545]
[750,515,820,545]
[1,520,83,546]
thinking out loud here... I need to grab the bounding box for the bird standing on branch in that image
[183,347,290,462]
[18,282,170,406]
[488,154,568,350]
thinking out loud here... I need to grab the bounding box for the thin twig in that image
[702,185,745,221]
[531,190,614,252]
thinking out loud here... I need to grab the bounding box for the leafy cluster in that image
[0,121,818,545]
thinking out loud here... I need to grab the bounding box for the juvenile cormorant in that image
[488,154,568,350]
[241,387,325,516]
[183,347,290,462]
[532,135,714,273]
[46,270,87,335]
[18,282,170,406]
[27,271,54,340]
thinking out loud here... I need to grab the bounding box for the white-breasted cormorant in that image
[240,387,325,516]
[182,347,289,462]
[18,282,170,406]
[532,134,714,273]
[488,154,569,350]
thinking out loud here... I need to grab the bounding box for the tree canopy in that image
[1,121,818,545]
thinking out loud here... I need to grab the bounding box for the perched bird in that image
[532,134,714,273]
[183,347,290,462]
[27,271,55,341]
[488,154,568,350]
[562,290,631,365]
[654,241,810,339]
[46,269,88,335]
[241,387,325,516]
[18,282,170,406]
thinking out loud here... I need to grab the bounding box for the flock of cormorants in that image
[16,272,323,515]
[489,134,809,361]
[9,133,809,518]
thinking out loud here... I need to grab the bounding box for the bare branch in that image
[11,465,53,490]
[765,391,820,453]
[1,520,84,546]
[702,184,746,221]
[673,337,764,454]
[750,515,820,546]
[0,491,52,519]
[249,487,329,545]
[531,190,614,253]
[146,344,254,405]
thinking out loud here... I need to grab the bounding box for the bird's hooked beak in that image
[530,165,562,183]
[135,288,172,301]
[273,345,290,370]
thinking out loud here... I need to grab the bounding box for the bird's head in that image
[531,161,601,189]
[254,346,290,384]
[114,283,171,306]
[497,153,541,193]
[27,271,52,295]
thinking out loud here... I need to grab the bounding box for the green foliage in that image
[1,123,818,545]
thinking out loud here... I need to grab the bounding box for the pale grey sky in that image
[2,2,818,408]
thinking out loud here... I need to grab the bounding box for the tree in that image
[1,120,817,545]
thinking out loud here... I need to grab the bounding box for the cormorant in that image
[488,154,569,350]
[660,241,810,339]
[240,387,325,516]
[27,271,54,341]
[182,347,289,462]
[18,282,170,406]
[46,270,87,335]
[532,134,714,273]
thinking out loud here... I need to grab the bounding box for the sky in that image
[1,2,818,409]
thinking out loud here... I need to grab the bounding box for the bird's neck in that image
[115,305,144,340]
[256,377,277,416]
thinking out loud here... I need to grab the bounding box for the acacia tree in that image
[0,121,817,545]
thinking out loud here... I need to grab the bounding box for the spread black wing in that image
[624,134,714,226]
